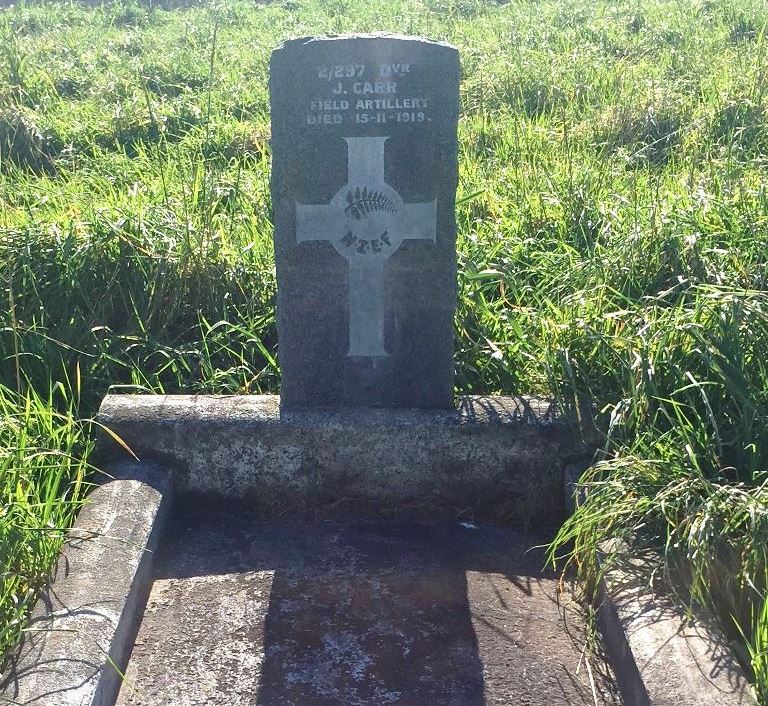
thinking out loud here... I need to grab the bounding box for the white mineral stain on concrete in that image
[118,570,274,706]
[284,630,374,692]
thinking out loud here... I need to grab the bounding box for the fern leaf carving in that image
[344,187,397,220]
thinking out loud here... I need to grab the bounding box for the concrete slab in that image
[96,394,595,525]
[117,504,620,705]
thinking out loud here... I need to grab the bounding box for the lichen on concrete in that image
[96,394,593,525]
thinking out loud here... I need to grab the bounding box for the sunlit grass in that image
[0,381,92,664]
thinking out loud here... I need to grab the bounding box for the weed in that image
[0,107,56,174]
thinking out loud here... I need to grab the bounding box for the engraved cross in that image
[295,137,436,357]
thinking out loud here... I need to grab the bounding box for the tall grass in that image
[750,584,768,704]
[0,0,767,697]
[548,283,768,696]
[0,381,91,665]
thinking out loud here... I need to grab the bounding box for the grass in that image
[0,0,766,700]
[0,381,91,662]
[750,584,768,704]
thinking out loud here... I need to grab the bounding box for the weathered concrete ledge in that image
[597,559,754,706]
[0,462,172,706]
[96,394,592,524]
[564,480,754,705]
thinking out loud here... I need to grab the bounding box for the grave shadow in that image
[456,394,559,424]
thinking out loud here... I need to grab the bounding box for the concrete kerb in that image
[0,461,173,706]
[596,561,754,706]
[563,473,755,706]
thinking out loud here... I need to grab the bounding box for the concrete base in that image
[96,394,592,525]
[1,400,754,706]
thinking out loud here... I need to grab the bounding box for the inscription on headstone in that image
[270,35,459,410]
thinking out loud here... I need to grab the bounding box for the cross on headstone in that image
[296,136,436,357]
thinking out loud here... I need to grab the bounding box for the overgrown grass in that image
[0,0,767,699]
[0,381,91,663]
[750,583,768,704]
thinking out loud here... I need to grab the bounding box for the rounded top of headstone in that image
[272,33,458,55]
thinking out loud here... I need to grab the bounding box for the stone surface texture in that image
[597,560,753,706]
[270,35,459,410]
[96,394,593,525]
[0,462,172,706]
[117,504,620,705]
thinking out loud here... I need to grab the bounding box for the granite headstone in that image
[270,35,459,410]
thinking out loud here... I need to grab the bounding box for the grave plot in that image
[0,34,749,706]
[116,508,618,706]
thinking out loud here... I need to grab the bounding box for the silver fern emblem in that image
[344,186,397,220]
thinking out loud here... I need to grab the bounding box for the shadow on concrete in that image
[598,550,751,701]
[253,523,488,705]
[114,501,613,705]
[456,395,559,424]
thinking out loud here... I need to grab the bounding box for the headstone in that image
[270,35,459,410]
